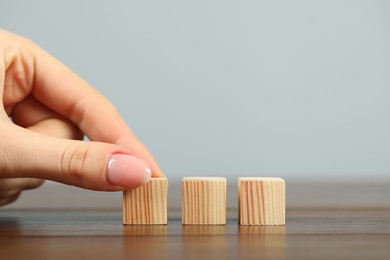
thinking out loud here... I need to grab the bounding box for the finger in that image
[1,30,163,177]
[13,97,160,177]
[11,95,56,126]
[0,192,21,207]
[0,178,44,192]
[0,123,152,191]
[28,42,164,177]
[0,178,44,194]
[20,178,45,190]
[11,95,83,140]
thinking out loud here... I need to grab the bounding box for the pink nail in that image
[107,154,151,188]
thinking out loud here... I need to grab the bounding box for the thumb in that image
[0,124,151,191]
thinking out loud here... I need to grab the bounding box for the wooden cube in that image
[123,178,168,225]
[238,177,285,226]
[182,177,226,225]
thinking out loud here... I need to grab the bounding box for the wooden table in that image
[1,180,390,259]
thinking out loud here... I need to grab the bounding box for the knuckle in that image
[61,143,90,180]
[24,178,45,190]
[0,192,21,207]
[0,188,19,198]
[69,91,94,126]
[31,179,45,189]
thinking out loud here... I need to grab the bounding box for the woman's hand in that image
[0,29,163,206]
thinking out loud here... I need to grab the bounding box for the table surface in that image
[1,180,390,260]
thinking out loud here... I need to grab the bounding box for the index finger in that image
[27,39,163,177]
[32,47,126,143]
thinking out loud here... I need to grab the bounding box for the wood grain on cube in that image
[123,178,168,225]
[182,177,226,225]
[239,177,285,226]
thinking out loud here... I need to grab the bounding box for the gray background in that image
[1,0,389,181]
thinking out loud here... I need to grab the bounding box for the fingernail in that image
[107,154,151,188]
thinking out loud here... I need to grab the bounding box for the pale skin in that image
[0,29,163,206]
